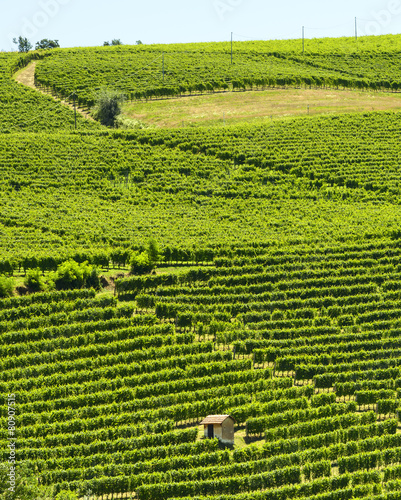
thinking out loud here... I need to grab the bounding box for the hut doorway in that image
[200,415,236,445]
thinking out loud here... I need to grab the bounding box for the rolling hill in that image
[1,35,401,500]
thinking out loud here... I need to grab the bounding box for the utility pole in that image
[302,26,305,55]
[73,92,77,130]
[355,17,358,42]
[163,52,165,83]
[231,32,233,64]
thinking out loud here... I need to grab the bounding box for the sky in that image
[2,0,401,51]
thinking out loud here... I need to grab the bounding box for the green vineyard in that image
[2,35,401,500]
[33,35,401,106]
[4,239,401,498]
[0,53,99,133]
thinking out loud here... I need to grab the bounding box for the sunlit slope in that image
[2,236,401,497]
[2,111,401,265]
[0,53,100,133]
[34,34,401,106]
[3,36,401,500]
[122,87,401,128]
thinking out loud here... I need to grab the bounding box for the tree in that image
[129,251,154,275]
[52,260,97,290]
[103,39,123,46]
[35,39,60,50]
[0,275,14,298]
[92,88,125,127]
[147,238,160,264]
[24,268,46,292]
[13,36,32,53]
[136,40,143,45]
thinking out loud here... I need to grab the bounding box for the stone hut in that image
[199,415,235,445]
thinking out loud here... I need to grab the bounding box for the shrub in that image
[0,275,14,298]
[53,260,97,290]
[85,267,101,290]
[115,115,149,129]
[148,238,160,264]
[129,251,154,275]
[24,268,46,292]
[92,88,125,126]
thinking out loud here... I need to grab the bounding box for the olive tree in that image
[92,88,126,127]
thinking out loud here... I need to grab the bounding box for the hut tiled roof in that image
[199,415,235,425]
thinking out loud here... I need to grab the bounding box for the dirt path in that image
[14,61,95,122]
[14,60,37,87]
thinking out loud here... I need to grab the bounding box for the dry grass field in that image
[123,87,401,127]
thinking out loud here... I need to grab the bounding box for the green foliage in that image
[0,462,53,499]
[85,266,101,290]
[52,260,97,290]
[24,268,46,292]
[147,239,160,264]
[92,88,126,126]
[5,36,401,500]
[127,239,160,275]
[0,52,101,133]
[34,35,401,106]
[0,276,14,298]
[129,251,154,275]
[114,115,149,129]
[13,36,32,53]
[3,112,401,261]
[310,392,336,407]
[103,39,123,46]
[377,398,398,415]
[35,39,60,50]
[55,491,78,500]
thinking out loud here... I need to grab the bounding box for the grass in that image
[122,88,401,128]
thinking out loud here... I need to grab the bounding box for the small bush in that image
[148,238,160,264]
[0,275,14,298]
[24,268,46,292]
[129,251,154,275]
[53,260,98,290]
[115,115,149,129]
[85,267,101,290]
[92,88,125,126]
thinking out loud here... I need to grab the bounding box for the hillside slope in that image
[3,238,401,498]
[2,40,401,500]
[0,53,100,133]
[2,111,401,265]
[33,34,401,107]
